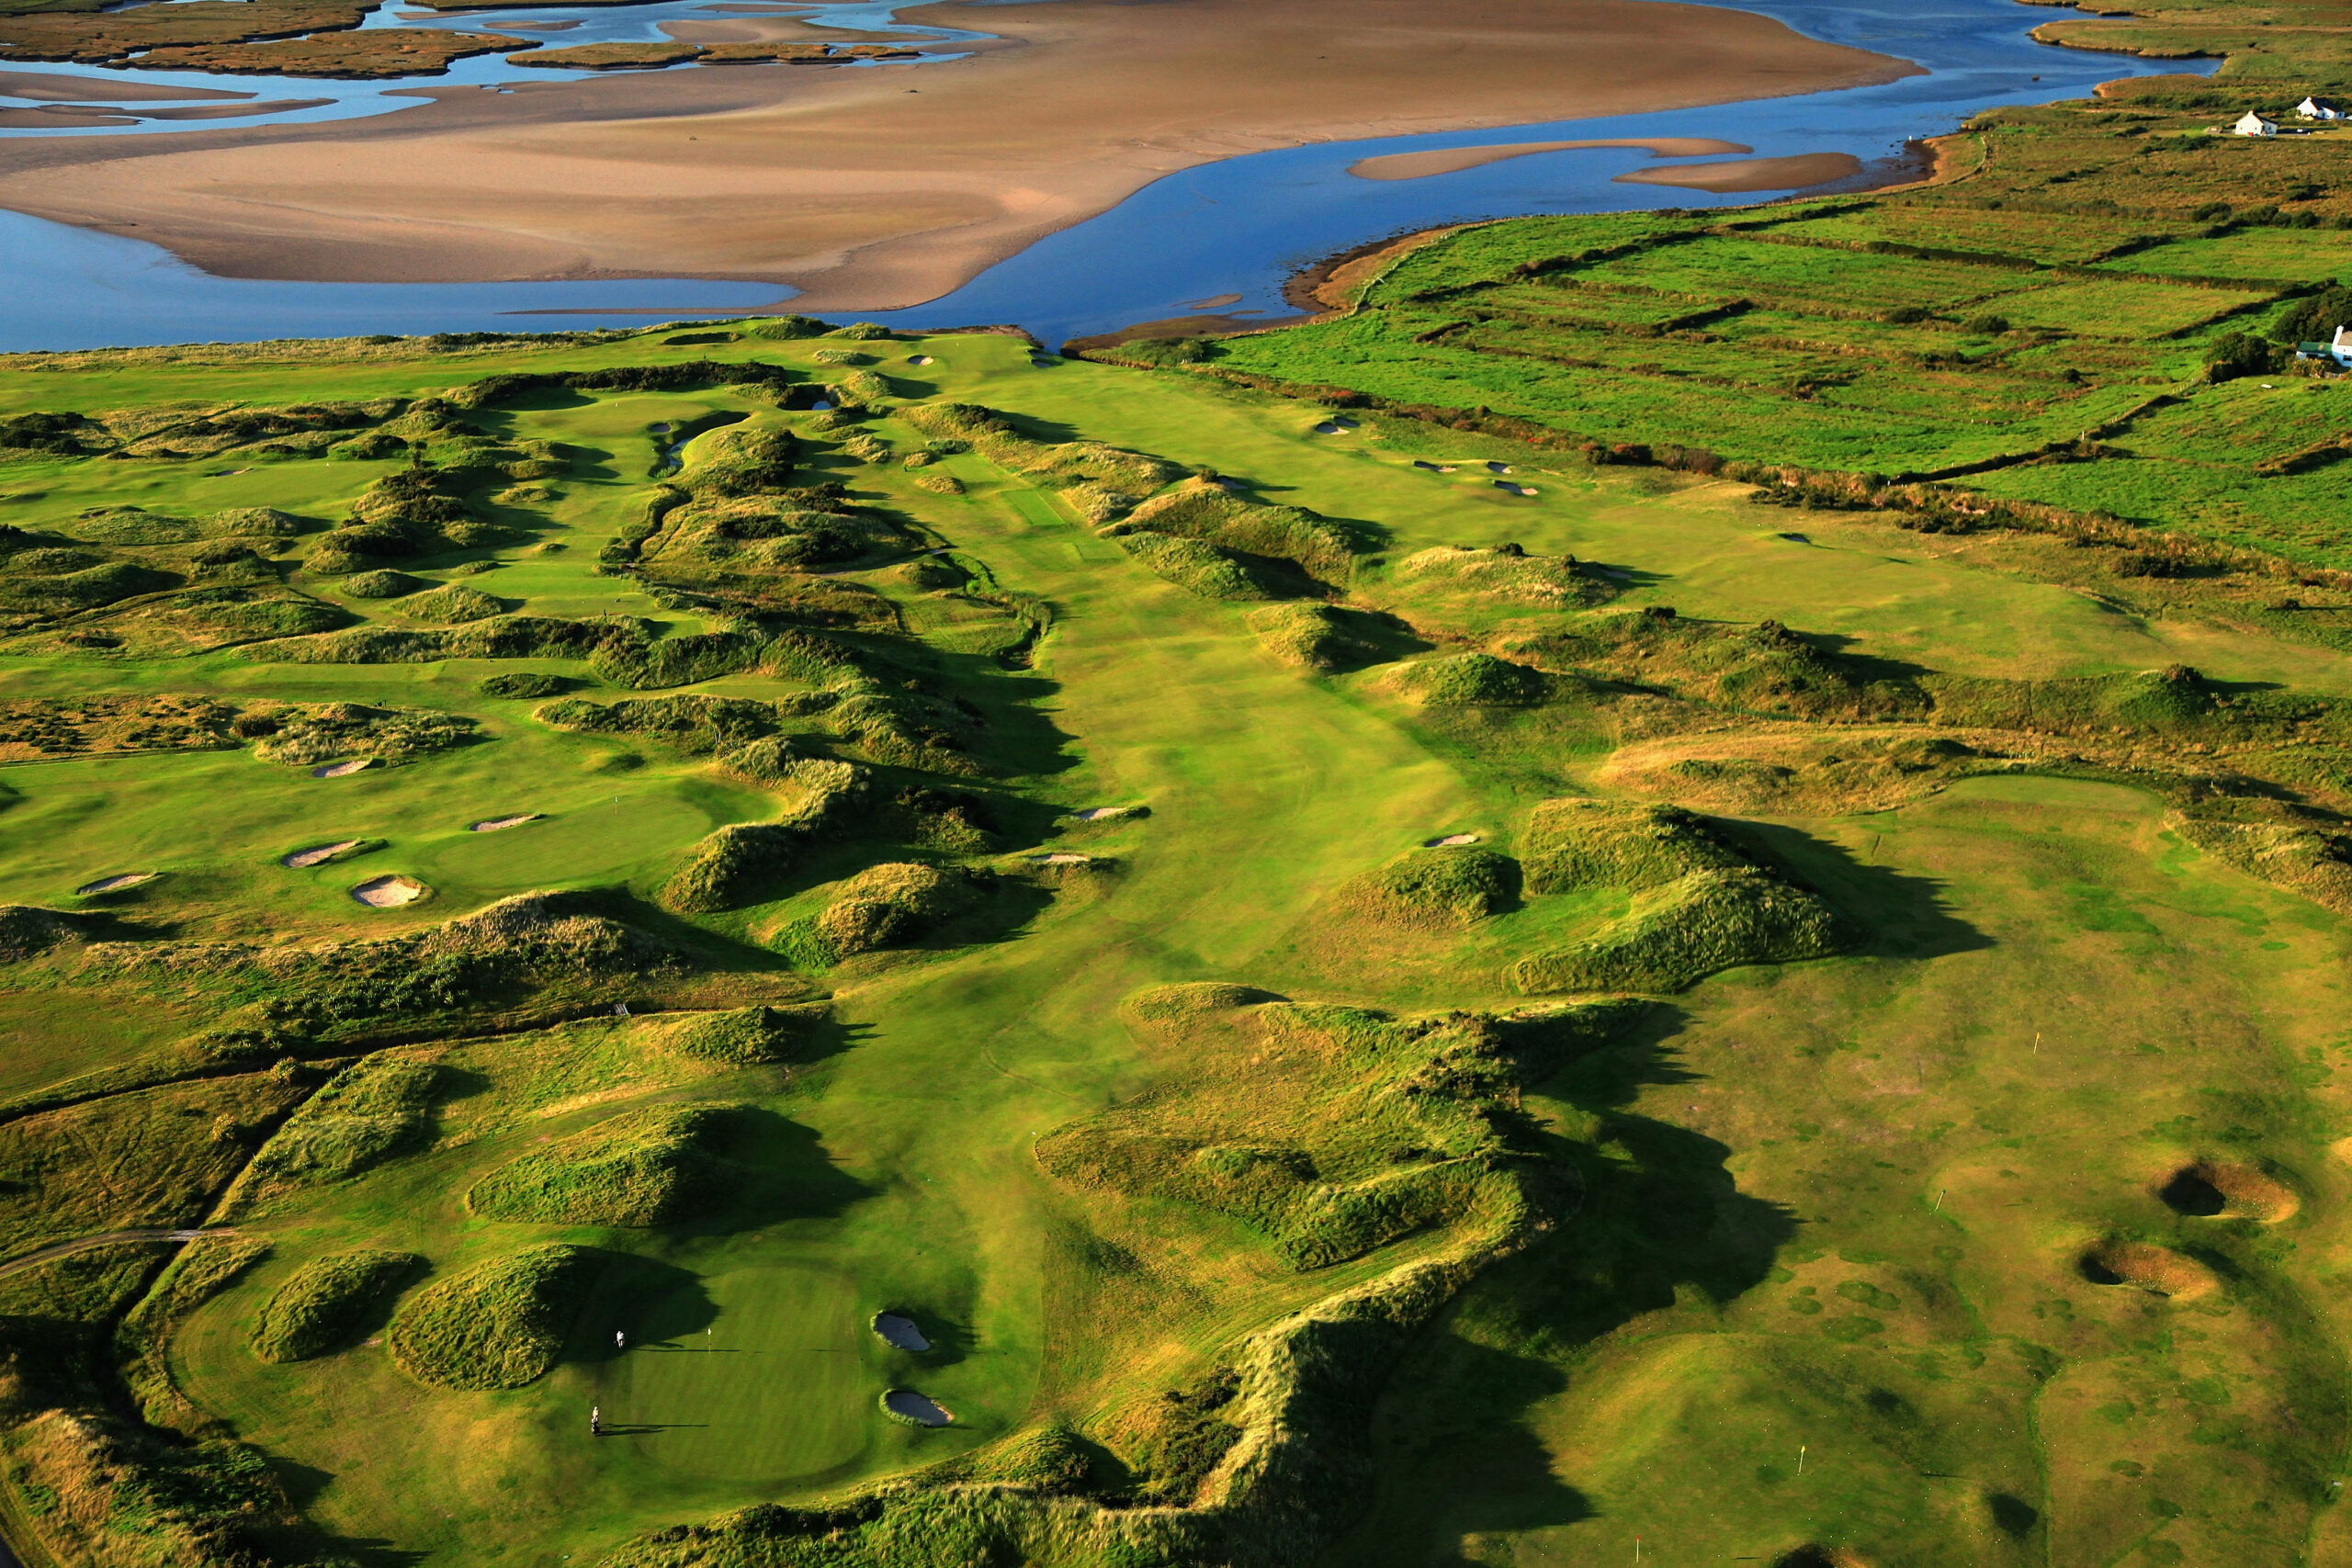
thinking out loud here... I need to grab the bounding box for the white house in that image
[2297,326,2352,368]
[2235,111,2280,136]
[2296,96,2345,120]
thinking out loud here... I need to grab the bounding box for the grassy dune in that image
[1,292,2350,1568]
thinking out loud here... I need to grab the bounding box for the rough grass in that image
[1340,849,1520,930]
[249,1248,423,1363]
[385,1243,600,1391]
[775,861,984,967]
[466,1104,753,1226]
[1381,652,1550,706]
[1512,866,1851,995]
[223,1055,437,1214]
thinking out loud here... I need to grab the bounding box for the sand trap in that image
[1026,852,1092,866]
[872,1312,932,1351]
[281,840,362,869]
[1494,481,1539,497]
[1070,806,1148,821]
[908,355,934,365]
[469,814,545,833]
[1615,152,1865,194]
[1774,1549,1873,1568]
[2158,1161,2299,1223]
[1779,532,1812,544]
[350,875,427,908]
[1487,461,1512,474]
[2078,1240,2218,1300]
[74,873,155,896]
[1314,422,1353,435]
[311,759,379,779]
[1412,459,1459,473]
[882,1388,953,1427]
[1423,833,1479,848]
[1349,135,1750,181]
[1029,355,1059,367]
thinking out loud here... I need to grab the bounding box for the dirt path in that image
[0,1226,233,1280]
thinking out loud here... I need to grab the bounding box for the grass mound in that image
[339,569,426,599]
[1395,544,1610,608]
[401,583,506,625]
[667,1004,827,1066]
[1122,478,1366,584]
[476,671,574,700]
[467,1105,755,1226]
[2157,1161,2299,1222]
[250,1249,424,1363]
[1125,982,1286,1024]
[1521,798,1751,894]
[1513,867,1849,995]
[228,1055,437,1211]
[1246,604,1402,671]
[1114,529,1293,601]
[898,401,1181,522]
[1341,848,1520,930]
[775,862,983,967]
[248,702,476,768]
[1382,652,1550,706]
[386,1243,600,1391]
[2078,1241,2220,1300]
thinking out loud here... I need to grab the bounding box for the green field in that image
[3,311,2352,1568]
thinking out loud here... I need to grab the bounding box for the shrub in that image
[2204,330,2280,383]
[477,671,573,700]
[386,1244,600,1390]
[251,1249,424,1362]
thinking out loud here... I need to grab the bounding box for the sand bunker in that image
[2078,1240,2219,1300]
[881,1388,953,1427]
[1071,806,1148,822]
[908,355,935,366]
[1616,152,1865,194]
[311,759,379,779]
[74,872,155,896]
[350,875,427,908]
[1026,853,1092,866]
[2157,1161,2299,1223]
[469,814,545,833]
[1487,462,1512,474]
[1423,833,1480,848]
[1494,480,1540,497]
[1774,1549,1873,1568]
[281,840,362,869]
[1412,460,1458,473]
[1349,135,1749,181]
[871,1312,932,1352]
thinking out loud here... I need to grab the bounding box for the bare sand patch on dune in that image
[1348,136,1748,182]
[0,0,1917,309]
[1614,151,1863,193]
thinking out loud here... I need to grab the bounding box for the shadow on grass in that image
[1342,1010,1796,1560]
[1726,819,1989,965]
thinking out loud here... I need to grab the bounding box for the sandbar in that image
[0,68,254,103]
[0,0,1919,310]
[1612,151,1864,192]
[1348,136,1749,181]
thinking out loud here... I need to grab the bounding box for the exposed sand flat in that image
[0,68,254,102]
[1613,150,1864,192]
[0,107,135,129]
[138,100,337,121]
[1348,136,1749,181]
[0,0,1917,309]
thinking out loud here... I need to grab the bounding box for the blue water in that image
[0,0,2214,351]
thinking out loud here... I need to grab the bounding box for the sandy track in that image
[0,0,1917,310]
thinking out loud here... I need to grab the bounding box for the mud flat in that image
[0,0,1916,308]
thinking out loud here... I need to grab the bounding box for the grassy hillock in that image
[385,1243,600,1391]
[466,1104,757,1226]
[249,1248,423,1363]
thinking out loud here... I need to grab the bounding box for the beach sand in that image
[1348,136,1750,181]
[0,0,1919,310]
[1613,150,1864,191]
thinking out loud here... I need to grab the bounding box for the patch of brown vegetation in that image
[2157,1160,2300,1223]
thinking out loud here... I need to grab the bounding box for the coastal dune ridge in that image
[0,0,1920,310]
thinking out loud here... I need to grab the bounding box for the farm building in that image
[2296,326,2352,367]
[2235,111,2280,136]
[2297,96,2345,119]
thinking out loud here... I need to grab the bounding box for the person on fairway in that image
[591,1404,601,1438]
[616,1329,626,1351]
